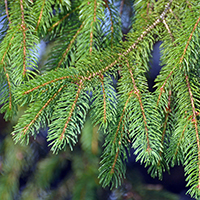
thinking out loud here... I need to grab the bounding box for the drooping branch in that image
[99,74,107,124]
[0,33,15,111]
[89,0,97,54]
[157,15,200,105]
[111,91,132,174]
[0,33,15,65]
[20,0,27,76]
[5,0,11,24]
[3,65,12,110]
[127,61,150,151]
[56,22,84,69]
[110,148,119,174]
[23,75,76,95]
[20,84,65,137]
[35,0,45,31]
[59,80,83,140]
[48,6,80,32]
[113,91,133,144]
[23,1,172,98]
[104,0,114,46]
[162,19,175,44]
[157,89,171,166]
[185,74,200,189]
[174,118,189,157]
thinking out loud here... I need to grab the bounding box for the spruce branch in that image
[162,19,175,44]
[90,74,117,131]
[12,83,65,143]
[59,80,83,140]
[99,91,132,188]
[89,0,97,54]
[35,0,45,31]
[56,22,84,69]
[3,65,12,111]
[0,31,17,119]
[185,74,200,189]
[20,0,27,76]
[47,80,90,153]
[157,15,200,106]
[4,0,11,24]
[47,5,79,32]
[126,61,150,151]
[1,0,200,198]
[99,75,107,124]
[103,0,115,46]
[21,69,78,95]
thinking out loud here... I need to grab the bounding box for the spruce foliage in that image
[0,0,200,198]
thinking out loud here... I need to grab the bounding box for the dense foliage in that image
[0,0,200,198]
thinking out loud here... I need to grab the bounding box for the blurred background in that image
[0,112,195,200]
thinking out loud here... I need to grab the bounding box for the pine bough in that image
[0,0,200,198]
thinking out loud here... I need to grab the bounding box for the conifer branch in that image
[20,85,65,138]
[89,0,97,54]
[157,15,200,105]
[99,92,131,186]
[35,0,45,31]
[99,75,106,124]
[56,22,84,69]
[110,93,132,175]
[104,0,114,46]
[0,33,15,114]
[173,111,200,159]
[76,0,172,84]
[180,16,200,63]
[48,6,79,32]
[1,0,200,197]
[123,0,172,57]
[113,91,132,145]
[127,61,150,151]
[5,0,11,24]
[23,74,76,95]
[3,65,12,110]
[174,119,188,158]
[78,3,165,83]
[162,19,175,44]
[0,33,15,65]
[185,74,200,189]
[59,80,83,140]
[110,148,119,174]
[157,90,171,166]
[20,0,27,76]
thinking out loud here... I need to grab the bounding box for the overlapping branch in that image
[35,0,45,31]
[157,15,200,105]
[59,80,83,140]
[21,85,65,137]
[89,0,97,54]
[185,75,200,189]
[20,0,27,76]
